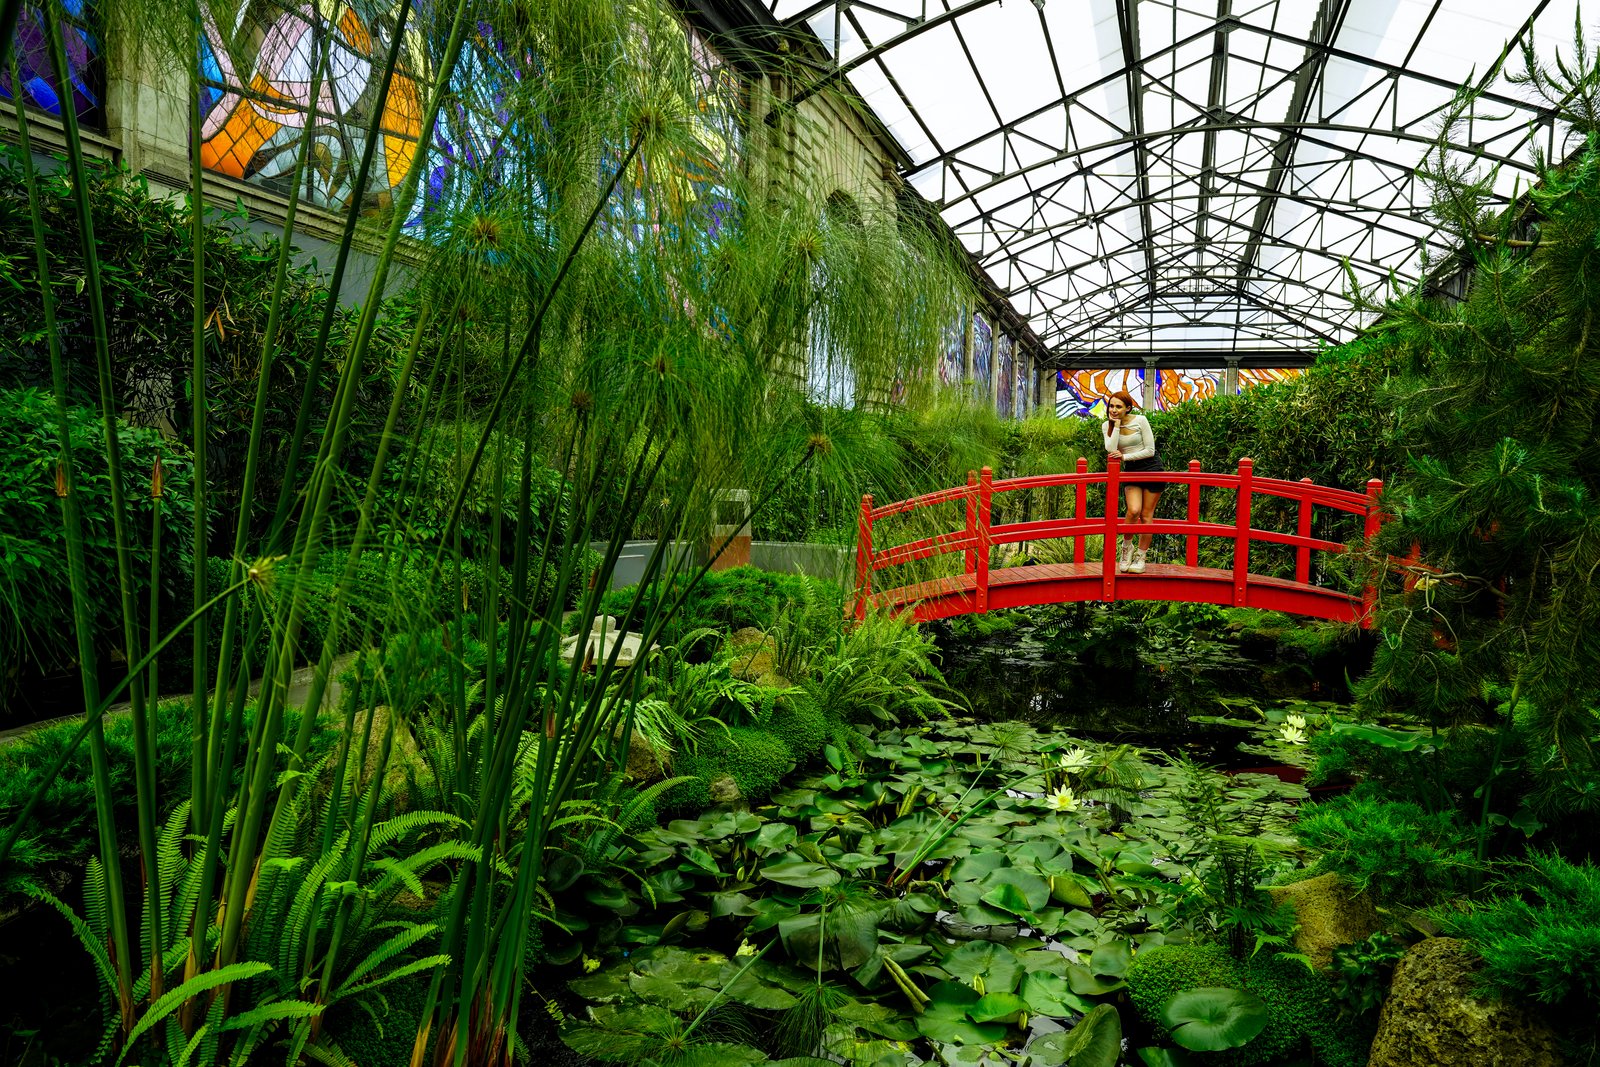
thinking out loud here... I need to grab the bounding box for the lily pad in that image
[915,982,1008,1045]
[759,860,840,888]
[979,868,1051,917]
[1066,963,1126,995]
[942,942,1023,994]
[1160,987,1270,1052]
[1020,972,1093,1017]
[1025,1003,1123,1067]
[969,991,1027,1023]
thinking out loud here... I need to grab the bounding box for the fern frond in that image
[117,961,274,1065]
[330,954,451,1003]
[337,921,438,991]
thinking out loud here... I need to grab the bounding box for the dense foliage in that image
[0,387,199,704]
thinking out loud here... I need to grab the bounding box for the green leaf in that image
[1020,972,1092,1017]
[1065,963,1125,995]
[1025,1004,1123,1066]
[1088,941,1131,978]
[1160,987,1270,1052]
[759,860,840,888]
[118,961,273,1062]
[979,868,1051,917]
[1135,1048,1199,1067]
[916,982,1007,1045]
[969,991,1026,1023]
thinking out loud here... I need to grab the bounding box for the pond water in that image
[931,602,1370,769]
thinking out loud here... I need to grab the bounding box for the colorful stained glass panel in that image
[2,2,104,124]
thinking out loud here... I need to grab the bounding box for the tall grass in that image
[0,0,975,1062]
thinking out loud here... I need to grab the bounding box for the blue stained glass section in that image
[2,3,105,124]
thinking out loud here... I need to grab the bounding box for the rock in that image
[623,729,668,783]
[708,774,743,803]
[726,628,789,688]
[1368,937,1567,1067]
[1266,871,1379,969]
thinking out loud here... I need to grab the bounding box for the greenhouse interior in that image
[3,0,1600,1063]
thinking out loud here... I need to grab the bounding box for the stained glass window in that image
[1055,367,1305,418]
[996,333,1014,416]
[972,314,992,398]
[938,309,965,388]
[196,1,744,226]
[2,0,105,125]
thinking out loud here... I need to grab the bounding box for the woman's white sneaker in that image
[1128,549,1148,574]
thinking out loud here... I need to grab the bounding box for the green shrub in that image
[672,724,796,810]
[768,692,828,764]
[597,567,839,646]
[1441,852,1600,1013]
[0,388,200,704]
[1294,793,1474,907]
[0,700,337,902]
[1126,943,1357,1066]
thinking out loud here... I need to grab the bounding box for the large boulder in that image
[1266,871,1379,969]
[1368,937,1567,1067]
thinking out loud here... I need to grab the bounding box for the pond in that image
[933,602,1370,768]
[543,603,1372,1067]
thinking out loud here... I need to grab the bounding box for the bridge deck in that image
[868,562,1362,624]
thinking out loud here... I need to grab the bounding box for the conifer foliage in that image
[1360,46,1600,791]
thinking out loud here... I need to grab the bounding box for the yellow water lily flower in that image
[735,939,757,957]
[1057,747,1093,773]
[1045,786,1081,812]
[581,955,601,973]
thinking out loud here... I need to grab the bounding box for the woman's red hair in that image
[1105,390,1139,434]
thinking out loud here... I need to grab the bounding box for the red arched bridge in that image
[853,457,1386,626]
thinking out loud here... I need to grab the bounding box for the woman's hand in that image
[1108,450,1122,460]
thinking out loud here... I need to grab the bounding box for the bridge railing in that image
[855,457,1386,623]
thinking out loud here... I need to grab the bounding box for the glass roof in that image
[762,0,1582,363]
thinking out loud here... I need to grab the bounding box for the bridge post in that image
[1186,459,1201,567]
[1074,457,1088,565]
[1233,458,1253,606]
[1102,455,1121,600]
[976,467,993,612]
[1296,478,1315,584]
[855,494,873,622]
[1360,478,1384,627]
[964,470,978,576]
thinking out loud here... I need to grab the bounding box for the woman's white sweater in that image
[1102,414,1157,463]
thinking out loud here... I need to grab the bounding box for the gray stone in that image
[1368,937,1567,1067]
[708,774,743,803]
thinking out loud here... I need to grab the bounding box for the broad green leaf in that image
[916,982,1007,1045]
[969,991,1026,1023]
[1066,963,1125,995]
[1020,972,1092,1017]
[759,860,840,887]
[1025,1004,1123,1066]
[752,822,798,853]
[978,868,1051,917]
[942,942,1022,994]
[1088,941,1131,978]
[1160,987,1270,1052]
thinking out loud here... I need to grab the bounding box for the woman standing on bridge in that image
[1103,390,1164,573]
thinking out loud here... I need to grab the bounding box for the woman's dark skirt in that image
[1121,454,1166,492]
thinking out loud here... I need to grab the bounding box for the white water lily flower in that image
[1280,724,1308,745]
[1057,747,1093,773]
[1286,713,1307,730]
[1045,786,1082,812]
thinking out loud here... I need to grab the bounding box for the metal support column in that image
[1142,356,1159,411]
